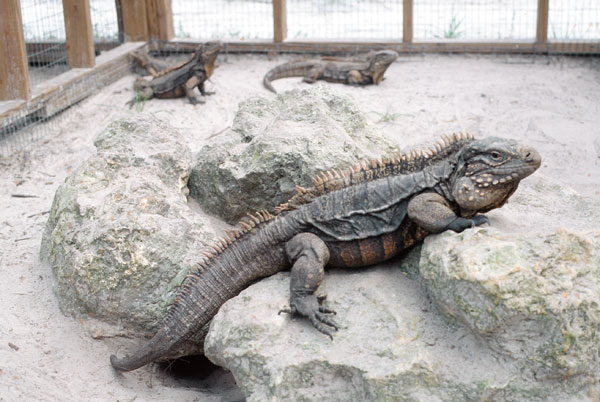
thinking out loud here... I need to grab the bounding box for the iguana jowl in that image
[127,41,222,107]
[110,134,541,372]
[263,50,399,93]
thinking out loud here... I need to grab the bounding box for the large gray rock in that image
[41,115,217,340]
[420,228,600,380]
[204,177,600,401]
[189,85,399,224]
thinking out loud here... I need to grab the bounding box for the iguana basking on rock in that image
[263,50,399,93]
[127,41,222,107]
[110,133,541,372]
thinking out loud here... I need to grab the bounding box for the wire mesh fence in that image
[549,0,600,40]
[413,0,538,40]
[0,0,124,157]
[170,0,599,48]
[0,50,132,157]
[2,0,599,157]
[21,0,69,88]
[286,1,404,40]
[90,0,121,44]
[20,0,122,90]
[172,0,273,40]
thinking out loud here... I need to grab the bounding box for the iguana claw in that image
[280,294,338,339]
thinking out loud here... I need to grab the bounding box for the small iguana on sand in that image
[127,41,222,107]
[263,50,399,93]
[110,134,541,372]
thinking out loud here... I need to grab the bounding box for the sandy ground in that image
[1,53,599,401]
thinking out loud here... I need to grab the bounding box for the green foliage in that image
[373,109,402,123]
[133,91,151,113]
[437,15,464,39]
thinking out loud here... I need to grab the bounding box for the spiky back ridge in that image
[151,51,198,78]
[276,132,474,213]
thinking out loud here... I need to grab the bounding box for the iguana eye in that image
[490,151,502,160]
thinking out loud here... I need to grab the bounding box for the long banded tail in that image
[110,214,294,372]
[263,61,318,93]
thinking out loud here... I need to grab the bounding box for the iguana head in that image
[369,50,399,84]
[196,40,223,77]
[451,137,541,215]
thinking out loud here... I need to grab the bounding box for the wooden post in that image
[273,0,287,43]
[120,0,149,41]
[62,0,95,68]
[0,0,30,100]
[536,0,549,43]
[403,0,413,43]
[146,0,174,40]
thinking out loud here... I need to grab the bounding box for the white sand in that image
[1,53,599,401]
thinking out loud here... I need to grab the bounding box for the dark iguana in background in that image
[130,49,172,77]
[263,50,399,93]
[110,134,541,372]
[127,41,222,107]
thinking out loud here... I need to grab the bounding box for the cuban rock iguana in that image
[263,50,399,93]
[110,133,541,372]
[127,41,223,107]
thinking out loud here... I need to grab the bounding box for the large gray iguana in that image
[110,133,541,371]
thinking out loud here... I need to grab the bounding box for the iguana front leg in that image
[184,75,205,105]
[302,65,325,83]
[281,232,338,338]
[198,81,215,96]
[407,192,489,233]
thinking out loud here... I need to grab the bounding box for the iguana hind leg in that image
[302,65,325,84]
[282,232,338,338]
[407,192,489,233]
[347,70,364,85]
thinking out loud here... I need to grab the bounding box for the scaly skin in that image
[263,50,399,93]
[127,41,223,107]
[110,134,541,372]
[130,50,172,77]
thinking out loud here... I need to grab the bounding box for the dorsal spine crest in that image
[277,132,474,213]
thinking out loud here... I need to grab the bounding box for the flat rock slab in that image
[205,266,595,402]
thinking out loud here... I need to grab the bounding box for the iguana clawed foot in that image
[280,293,338,339]
[447,214,489,233]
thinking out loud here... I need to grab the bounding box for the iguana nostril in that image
[523,148,542,166]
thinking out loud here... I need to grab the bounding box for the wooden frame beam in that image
[536,0,549,43]
[403,0,413,43]
[161,40,600,56]
[273,0,287,43]
[147,0,174,41]
[62,0,96,68]
[120,0,149,41]
[0,0,30,100]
